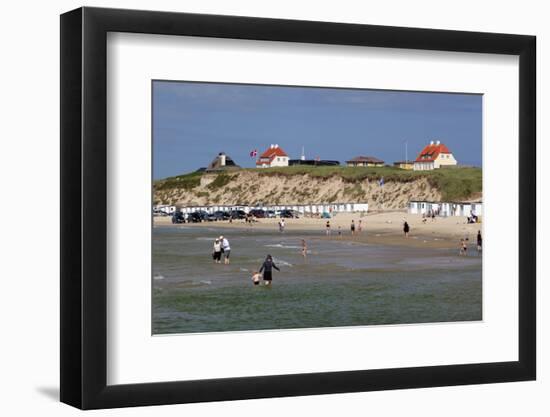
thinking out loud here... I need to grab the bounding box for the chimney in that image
[275,144,279,148]
[436,140,441,145]
[270,144,274,149]
[430,140,434,145]
[219,153,226,166]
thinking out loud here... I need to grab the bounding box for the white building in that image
[408,200,483,217]
[413,140,457,171]
[256,144,289,168]
[176,202,368,215]
[153,205,176,215]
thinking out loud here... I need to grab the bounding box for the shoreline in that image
[154,211,482,251]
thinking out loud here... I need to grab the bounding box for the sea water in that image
[152,226,482,334]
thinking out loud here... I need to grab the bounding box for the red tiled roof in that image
[346,156,385,164]
[415,143,451,163]
[259,146,288,158]
[256,146,288,165]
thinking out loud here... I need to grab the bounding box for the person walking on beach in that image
[358,219,363,234]
[278,218,285,233]
[301,239,307,258]
[259,254,280,286]
[326,220,331,236]
[351,220,356,236]
[477,231,482,254]
[220,235,231,264]
[212,238,222,264]
[403,221,410,237]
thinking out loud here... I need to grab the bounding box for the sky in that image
[153,81,482,179]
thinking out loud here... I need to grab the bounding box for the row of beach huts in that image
[408,201,483,217]
[154,200,482,218]
[154,202,369,216]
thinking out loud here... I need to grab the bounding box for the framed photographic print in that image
[60,7,536,409]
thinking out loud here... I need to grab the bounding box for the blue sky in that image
[153,81,482,179]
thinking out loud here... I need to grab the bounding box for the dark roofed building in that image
[206,152,241,172]
[288,159,340,167]
[346,156,385,167]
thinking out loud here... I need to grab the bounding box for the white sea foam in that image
[265,243,302,249]
[199,280,212,285]
[153,274,165,280]
[272,258,293,267]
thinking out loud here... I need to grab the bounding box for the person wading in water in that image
[259,254,280,286]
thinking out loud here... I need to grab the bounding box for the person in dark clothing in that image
[259,254,280,286]
[477,230,482,253]
[403,221,410,237]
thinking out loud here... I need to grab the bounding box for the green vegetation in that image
[154,166,482,203]
[154,171,202,191]
[207,173,234,189]
[252,166,481,201]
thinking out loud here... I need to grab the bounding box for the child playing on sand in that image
[326,220,331,235]
[358,219,362,233]
[251,271,261,286]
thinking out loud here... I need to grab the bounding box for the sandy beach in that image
[154,211,482,250]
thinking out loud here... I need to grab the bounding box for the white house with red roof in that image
[256,144,289,168]
[413,140,457,171]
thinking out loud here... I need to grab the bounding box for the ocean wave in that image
[265,243,302,249]
[153,274,165,280]
[199,280,212,285]
[272,258,293,267]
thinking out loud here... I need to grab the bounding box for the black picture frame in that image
[60,6,536,410]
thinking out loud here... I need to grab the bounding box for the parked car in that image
[249,209,266,218]
[265,210,276,218]
[212,210,231,221]
[279,209,299,219]
[229,210,247,219]
[205,212,217,222]
[197,211,210,221]
[171,211,185,224]
[186,212,206,223]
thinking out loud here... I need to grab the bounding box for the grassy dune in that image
[252,165,481,200]
[155,166,481,204]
